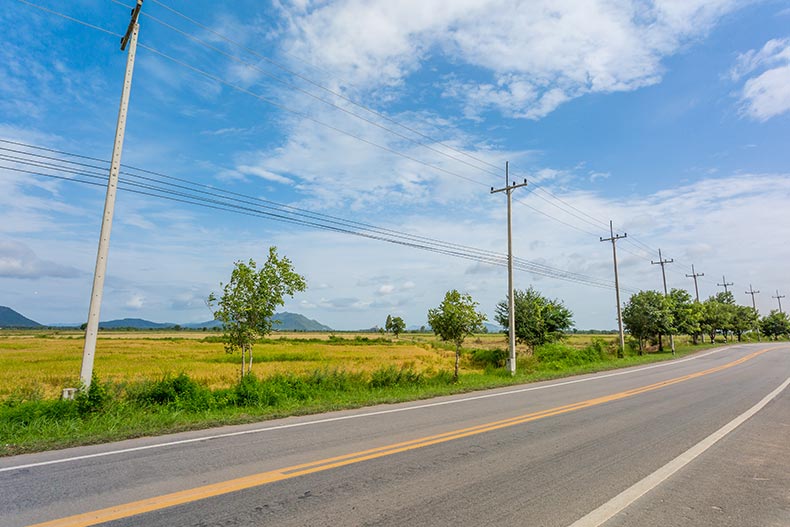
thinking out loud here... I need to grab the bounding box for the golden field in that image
[0,330,619,399]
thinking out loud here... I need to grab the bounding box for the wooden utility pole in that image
[491,162,527,375]
[685,264,704,302]
[717,275,733,294]
[772,290,785,314]
[80,1,143,390]
[600,221,626,357]
[651,248,675,355]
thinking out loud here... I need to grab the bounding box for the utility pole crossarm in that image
[685,264,704,302]
[490,162,527,376]
[121,0,143,50]
[745,284,760,311]
[651,248,675,355]
[600,220,626,357]
[717,275,733,294]
[772,290,785,314]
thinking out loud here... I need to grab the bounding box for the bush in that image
[75,374,111,415]
[369,366,423,388]
[234,374,282,407]
[128,373,213,410]
[534,341,608,371]
[469,348,507,368]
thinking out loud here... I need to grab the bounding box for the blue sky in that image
[1,0,789,329]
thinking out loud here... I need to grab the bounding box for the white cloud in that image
[0,240,82,279]
[280,0,743,119]
[125,294,145,310]
[732,38,790,120]
[376,284,395,295]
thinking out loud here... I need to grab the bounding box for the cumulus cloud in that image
[125,294,145,310]
[280,0,743,119]
[731,38,790,121]
[0,240,81,279]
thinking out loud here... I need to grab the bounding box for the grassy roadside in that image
[0,337,735,457]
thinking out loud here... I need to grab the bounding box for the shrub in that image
[75,374,111,415]
[128,373,213,410]
[234,374,283,407]
[369,366,423,388]
[469,348,507,368]
[534,341,608,371]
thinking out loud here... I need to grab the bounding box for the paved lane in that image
[1,343,787,526]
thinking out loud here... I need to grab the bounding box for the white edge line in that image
[567,374,790,527]
[0,345,736,473]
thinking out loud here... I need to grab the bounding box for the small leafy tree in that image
[494,287,573,350]
[668,289,702,343]
[622,290,672,354]
[208,247,306,378]
[427,290,487,382]
[732,305,759,341]
[760,310,790,340]
[390,316,406,338]
[701,293,736,343]
[385,314,393,333]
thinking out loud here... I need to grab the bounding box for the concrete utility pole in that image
[745,284,760,311]
[651,248,675,355]
[772,290,785,314]
[685,264,704,302]
[491,162,528,375]
[746,284,762,342]
[600,221,626,357]
[80,0,143,390]
[717,275,733,294]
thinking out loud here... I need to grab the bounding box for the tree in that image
[390,316,406,338]
[427,290,487,382]
[494,287,573,350]
[701,293,736,343]
[732,305,759,342]
[668,289,701,343]
[621,290,672,354]
[385,314,393,333]
[760,310,790,340]
[208,247,306,378]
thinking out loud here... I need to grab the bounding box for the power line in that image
[15,0,652,252]
[145,0,506,177]
[0,141,628,291]
[11,1,701,292]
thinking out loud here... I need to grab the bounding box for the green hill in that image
[186,312,331,331]
[99,318,176,329]
[0,306,43,328]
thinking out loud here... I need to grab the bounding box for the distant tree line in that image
[622,289,790,353]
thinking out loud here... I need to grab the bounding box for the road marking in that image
[1,345,735,474]
[28,347,776,527]
[567,374,790,527]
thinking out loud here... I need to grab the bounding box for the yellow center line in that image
[30,347,779,527]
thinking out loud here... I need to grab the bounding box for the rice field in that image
[0,331,450,399]
[0,329,624,400]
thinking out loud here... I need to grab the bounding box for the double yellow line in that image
[32,347,775,527]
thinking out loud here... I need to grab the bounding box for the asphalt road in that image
[1,343,788,527]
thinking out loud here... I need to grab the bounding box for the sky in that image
[1,0,789,330]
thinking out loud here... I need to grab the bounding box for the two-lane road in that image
[1,343,788,526]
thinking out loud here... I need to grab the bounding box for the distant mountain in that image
[99,318,176,329]
[484,322,504,333]
[272,312,332,331]
[0,306,43,328]
[183,319,223,329]
[186,312,331,332]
